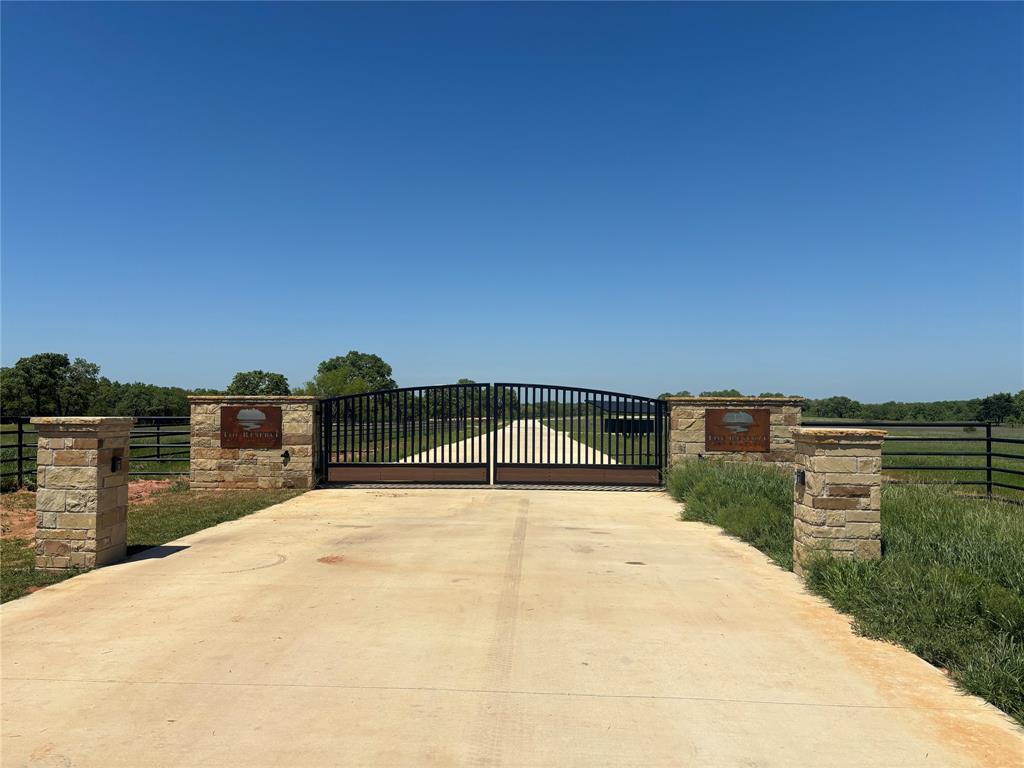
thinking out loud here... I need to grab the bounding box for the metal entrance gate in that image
[493,384,665,486]
[320,383,666,486]
[321,383,491,484]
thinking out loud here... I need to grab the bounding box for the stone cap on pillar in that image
[187,395,320,404]
[662,396,805,407]
[31,417,136,432]
[792,427,887,445]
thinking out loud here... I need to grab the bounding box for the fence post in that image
[156,424,162,460]
[16,418,24,489]
[985,422,993,499]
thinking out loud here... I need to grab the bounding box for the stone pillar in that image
[32,417,134,570]
[665,396,804,467]
[188,396,319,490]
[792,427,886,576]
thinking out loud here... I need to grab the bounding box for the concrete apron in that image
[1,489,1021,767]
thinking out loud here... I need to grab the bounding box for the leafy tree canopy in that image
[658,390,693,399]
[226,370,290,396]
[976,393,1015,424]
[0,353,99,416]
[299,351,397,398]
[0,353,203,417]
[699,389,744,397]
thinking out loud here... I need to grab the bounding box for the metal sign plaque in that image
[705,408,770,452]
[220,405,283,449]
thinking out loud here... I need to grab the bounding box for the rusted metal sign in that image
[220,405,282,449]
[705,408,770,452]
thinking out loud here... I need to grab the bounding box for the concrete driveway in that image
[2,489,1021,767]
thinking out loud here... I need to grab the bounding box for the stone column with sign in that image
[665,396,804,467]
[189,396,319,490]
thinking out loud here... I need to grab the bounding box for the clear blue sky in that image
[2,2,1021,401]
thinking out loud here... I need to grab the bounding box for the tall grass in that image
[667,460,793,569]
[805,486,1024,724]
[665,461,1024,726]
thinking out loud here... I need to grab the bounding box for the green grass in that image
[333,418,493,463]
[667,460,794,569]
[665,460,1024,726]
[1,483,301,603]
[542,414,660,465]
[126,482,301,552]
[1,538,82,602]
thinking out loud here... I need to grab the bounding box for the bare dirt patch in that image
[1,480,176,542]
[1,490,36,540]
[128,479,174,505]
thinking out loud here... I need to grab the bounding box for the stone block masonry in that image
[665,396,804,467]
[32,417,134,570]
[189,396,319,490]
[792,427,886,577]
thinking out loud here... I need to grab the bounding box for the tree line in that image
[658,388,1024,424]
[0,350,401,418]
[3,352,1021,424]
[803,392,1023,424]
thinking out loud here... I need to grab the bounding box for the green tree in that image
[658,390,692,399]
[976,393,1015,423]
[226,370,290,396]
[809,396,863,419]
[699,389,743,397]
[301,351,396,397]
[0,353,99,416]
[1012,390,1024,423]
[0,366,32,415]
[86,379,191,416]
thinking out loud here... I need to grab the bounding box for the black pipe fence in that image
[0,415,190,490]
[803,420,1024,499]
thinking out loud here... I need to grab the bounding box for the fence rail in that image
[1,416,190,489]
[803,420,1024,498]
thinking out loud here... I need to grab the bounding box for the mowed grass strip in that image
[1,483,301,603]
[666,461,1024,726]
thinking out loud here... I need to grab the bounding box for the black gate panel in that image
[321,383,491,484]
[492,384,665,486]
[321,383,667,487]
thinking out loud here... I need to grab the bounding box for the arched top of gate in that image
[318,382,665,406]
[492,383,664,403]
[318,382,487,405]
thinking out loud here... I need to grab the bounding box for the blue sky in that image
[2,2,1021,400]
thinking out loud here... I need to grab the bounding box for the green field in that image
[541,413,661,465]
[327,417,493,463]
